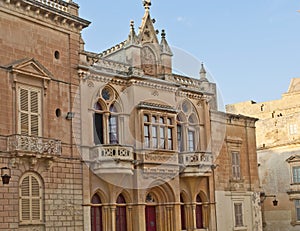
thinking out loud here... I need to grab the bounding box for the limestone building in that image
[78,1,262,231]
[0,0,89,230]
[0,0,261,230]
[227,79,300,231]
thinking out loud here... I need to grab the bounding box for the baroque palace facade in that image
[0,0,261,230]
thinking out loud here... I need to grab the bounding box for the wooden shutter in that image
[234,203,243,227]
[18,86,41,136]
[20,88,29,135]
[30,91,39,136]
[232,152,241,180]
[20,176,30,221]
[20,174,42,223]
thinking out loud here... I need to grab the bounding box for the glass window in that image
[177,125,183,152]
[167,128,172,150]
[188,130,195,151]
[289,124,298,135]
[152,126,158,148]
[293,166,300,183]
[144,124,150,148]
[234,203,244,227]
[109,115,118,144]
[143,113,173,150]
[160,127,165,149]
[295,200,300,221]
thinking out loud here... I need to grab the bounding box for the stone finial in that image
[161,29,166,39]
[143,0,151,11]
[200,63,208,81]
[126,20,138,45]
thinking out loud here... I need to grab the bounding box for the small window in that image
[232,152,241,180]
[290,124,298,135]
[293,167,300,183]
[18,86,42,137]
[234,203,244,227]
[295,200,300,221]
[188,130,195,151]
[19,173,43,224]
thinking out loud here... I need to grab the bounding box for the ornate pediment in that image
[286,155,300,163]
[5,58,53,81]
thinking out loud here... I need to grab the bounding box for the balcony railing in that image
[7,134,61,156]
[179,152,213,176]
[90,145,134,161]
[34,0,70,13]
[90,145,134,175]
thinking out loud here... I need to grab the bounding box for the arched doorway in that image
[180,194,186,230]
[91,194,103,231]
[145,193,157,231]
[116,194,127,231]
[196,195,203,229]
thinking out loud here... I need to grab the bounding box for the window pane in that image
[293,167,300,183]
[177,125,182,151]
[94,114,103,145]
[152,126,158,148]
[144,125,150,148]
[109,116,118,144]
[160,127,165,149]
[152,116,156,123]
[234,203,243,227]
[188,130,195,151]
[144,115,149,122]
[168,128,172,150]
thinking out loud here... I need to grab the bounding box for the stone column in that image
[110,205,116,231]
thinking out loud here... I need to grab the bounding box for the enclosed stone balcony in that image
[179,151,213,177]
[90,145,134,175]
[7,134,61,157]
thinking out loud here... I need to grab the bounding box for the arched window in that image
[145,193,157,231]
[19,172,43,224]
[196,195,203,229]
[109,104,119,144]
[91,194,103,231]
[177,100,199,152]
[116,194,127,231]
[94,102,104,145]
[94,86,121,145]
[180,194,186,230]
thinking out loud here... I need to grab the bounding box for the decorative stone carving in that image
[142,47,156,76]
[8,134,61,156]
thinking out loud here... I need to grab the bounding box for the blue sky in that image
[75,0,300,106]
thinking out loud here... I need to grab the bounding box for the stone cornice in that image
[0,0,90,32]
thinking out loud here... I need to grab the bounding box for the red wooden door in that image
[116,194,127,231]
[196,195,203,229]
[91,194,102,231]
[146,206,157,231]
